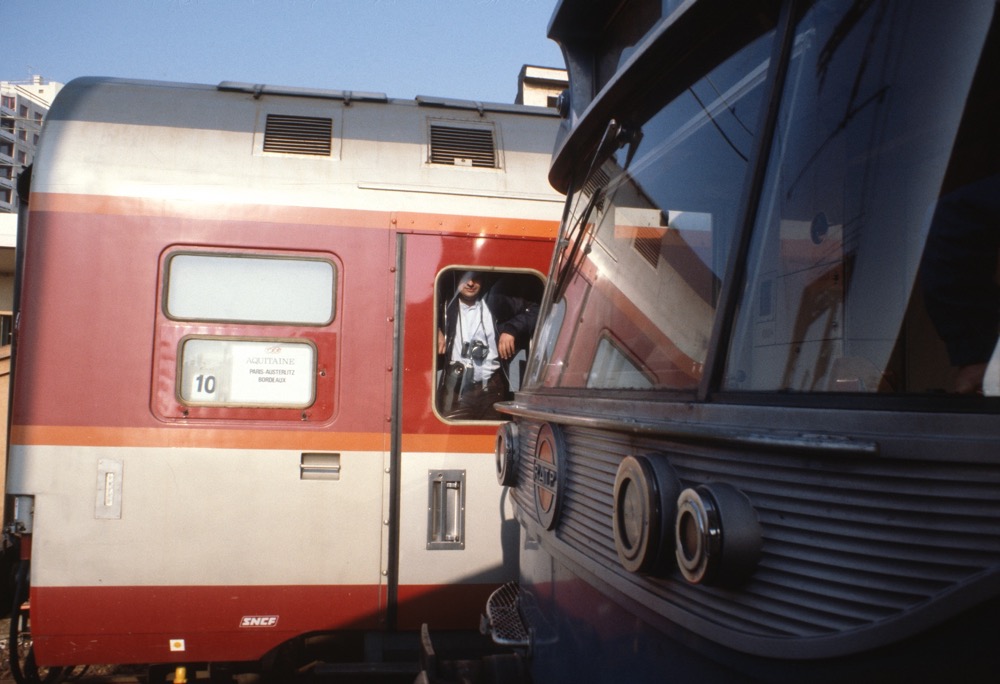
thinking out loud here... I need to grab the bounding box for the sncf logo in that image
[240,615,279,628]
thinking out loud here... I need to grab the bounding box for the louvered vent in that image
[633,227,663,268]
[581,167,610,198]
[429,124,497,168]
[263,114,333,156]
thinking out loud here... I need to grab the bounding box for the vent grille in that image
[429,124,497,168]
[632,227,663,268]
[263,114,333,156]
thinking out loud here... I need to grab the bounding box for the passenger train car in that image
[5,76,562,677]
[485,0,1000,681]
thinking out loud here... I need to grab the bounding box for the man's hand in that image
[498,332,516,360]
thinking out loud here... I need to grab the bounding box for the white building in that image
[516,65,568,109]
[1,75,63,213]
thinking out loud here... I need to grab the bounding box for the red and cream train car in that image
[6,77,561,674]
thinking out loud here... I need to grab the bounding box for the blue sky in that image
[4,0,565,104]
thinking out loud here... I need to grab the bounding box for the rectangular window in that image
[435,268,544,421]
[180,338,316,407]
[165,253,335,325]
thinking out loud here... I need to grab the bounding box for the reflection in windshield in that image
[530,32,774,391]
[725,0,996,395]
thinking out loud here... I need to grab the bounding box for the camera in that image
[461,339,490,362]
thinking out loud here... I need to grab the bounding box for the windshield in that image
[529,0,997,398]
[528,31,775,390]
[724,0,996,395]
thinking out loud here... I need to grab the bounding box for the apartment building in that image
[1,75,63,213]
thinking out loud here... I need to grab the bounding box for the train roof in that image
[32,76,564,219]
[45,76,561,123]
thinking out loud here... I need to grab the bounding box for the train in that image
[4,76,563,680]
[477,0,1000,682]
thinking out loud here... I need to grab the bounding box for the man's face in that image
[459,275,482,302]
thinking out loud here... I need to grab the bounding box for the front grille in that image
[510,422,1000,658]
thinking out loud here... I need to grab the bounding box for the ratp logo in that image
[533,423,565,531]
[240,615,279,628]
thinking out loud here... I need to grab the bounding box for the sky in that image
[3,0,565,104]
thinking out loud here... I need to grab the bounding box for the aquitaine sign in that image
[181,339,316,407]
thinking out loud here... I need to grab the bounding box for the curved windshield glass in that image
[528,30,775,390]
[724,0,997,395]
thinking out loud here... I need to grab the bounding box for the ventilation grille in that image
[581,167,610,198]
[429,124,497,168]
[632,227,663,268]
[263,114,333,156]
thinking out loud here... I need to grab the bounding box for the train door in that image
[392,229,549,629]
[141,220,397,650]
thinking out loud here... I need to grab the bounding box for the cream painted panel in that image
[396,451,517,586]
[8,445,387,587]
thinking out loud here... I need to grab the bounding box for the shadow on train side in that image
[2,529,524,684]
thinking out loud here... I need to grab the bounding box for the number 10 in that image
[195,374,216,394]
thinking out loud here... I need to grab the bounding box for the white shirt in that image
[450,298,501,383]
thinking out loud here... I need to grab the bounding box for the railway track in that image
[0,620,512,684]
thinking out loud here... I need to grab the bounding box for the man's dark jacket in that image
[439,290,539,381]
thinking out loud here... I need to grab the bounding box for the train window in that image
[533,30,774,390]
[165,253,336,325]
[435,268,543,421]
[178,338,317,408]
[724,0,997,396]
[588,337,654,389]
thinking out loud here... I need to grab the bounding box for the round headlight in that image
[675,483,761,586]
[495,422,519,487]
[612,455,680,575]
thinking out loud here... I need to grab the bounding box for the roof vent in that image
[263,114,333,156]
[429,123,497,168]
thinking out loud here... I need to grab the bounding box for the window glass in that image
[166,253,335,325]
[529,30,774,391]
[436,268,544,421]
[724,0,997,396]
[180,338,316,407]
[588,337,654,389]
